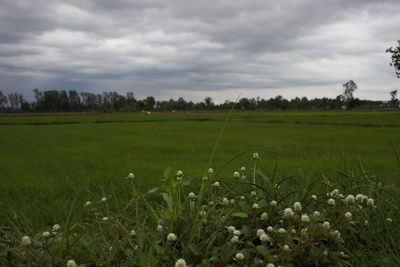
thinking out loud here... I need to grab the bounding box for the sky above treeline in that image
[0,0,399,102]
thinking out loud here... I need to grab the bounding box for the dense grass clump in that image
[1,153,399,266]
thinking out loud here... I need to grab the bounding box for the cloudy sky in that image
[0,0,399,102]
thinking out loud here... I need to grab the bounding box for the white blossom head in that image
[261,212,268,220]
[222,198,229,205]
[283,245,290,251]
[52,224,60,231]
[175,258,187,267]
[233,171,240,178]
[167,233,177,241]
[233,230,241,236]
[331,189,339,196]
[311,195,317,200]
[270,200,277,206]
[367,198,375,206]
[66,260,77,267]
[344,212,352,220]
[313,211,321,217]
[84,201,91,207]
[208,168,214,175]
[212,181,220,187]
[42,231,50,238]
[235,252,245,260]
[256,229,265,237]
[267,226,273,232]
[278,228,286,234]
[253,152,259,159]
[176,170,183,177]
[301,214,310,223]
[21,236,31,246]
[130,230,136,236]
[283,208,294,218]
[227,226,236,233]
[101,197,107,202]
[102,217,108,221]
[230,199,235,204]
[259,233,270,242]
[293,202,302,212]
[356,194,364,202]
[345,195,355,204]
[322,221,331,230]
[157,225,163,232]
[128,173,134,179]
[188,192,196,199]
[230,235,239,243]
[251,191,257,197]
[387,218,393,223]
[252,203,260,209]
[240,166,246,171]
[266,264,275,267]
[327,199,335,206]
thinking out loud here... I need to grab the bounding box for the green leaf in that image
[231,212,248,218]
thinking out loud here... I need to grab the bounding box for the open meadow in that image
[1,111,400,266]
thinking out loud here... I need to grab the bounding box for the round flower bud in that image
[293,202,302,212]
[84,201,91,207]
[157,225,163,232]
[101,197,107,202]
[188,192,196,199]
[356,194,364,202]
[42,231,50,238]
[252,203,259,209]
[208,168,214,175]
[66,260,77,267]
[311,195,317,200]
[327,199,335,206]
[235,252,245,260]
[259,233,270,242]
[278,228,286,234]
[267,226,273,232]
[230,235,239,243]
[240,166,246,171]
[128,173,134,179]
[261,212,268,220]
[222,198,229,205]
[344,212,352,220]
[283,244,290,251]
[233,171,240,178]
[301,214,310,223]
[283,208,294,218]
[212,181,220,187]
[345,195,355,204]
[322,221,330,230]
[233,230,241,236]
[21,236,31,246]
[387,218,393,223]
[266,264,275,267]
[367,198,375,206]
[175,258,187,267]
[52,224,60,231]
[270,200,277,206]
[332,189,339,196]
[256,229,265,237]
[176,170,183,177]
[313,211,321,217]
[251,191,257,197]
[130,230,136,236]
[253,152,259,159]
[102,217,108,221]
[167,233,177,241]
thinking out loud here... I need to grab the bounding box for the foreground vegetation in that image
[0,111,399,265]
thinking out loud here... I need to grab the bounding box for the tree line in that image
[0,83,398,113]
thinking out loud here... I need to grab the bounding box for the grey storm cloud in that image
[0,0,399,101]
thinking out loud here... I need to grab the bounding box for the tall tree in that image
[386,40,400,78]
[0,91,8,110]
[390,90,399,108]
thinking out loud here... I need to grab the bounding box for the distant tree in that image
[144,96,156,110]
[340,80,358,109]
[203,97,214,110]
[0,91,8,110]
[386,41,400,78]
[390,90,399,108]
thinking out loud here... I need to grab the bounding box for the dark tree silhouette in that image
[386,41,400,78]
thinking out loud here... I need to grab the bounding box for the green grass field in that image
[1,111,400,228]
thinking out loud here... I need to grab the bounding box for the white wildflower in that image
[176,170,183,177]
[256,229,265,237]
[102,217,108,221]
[364,220,369,226]
[356,194,364,202]
[332,189,339,196]
[387,218,393,223]
[327,198,335,206]
[175,258,187,267]
[42,231,50,238]
[21,236,31,246]
[331,230,341,238]
[208,168,214,175]
[233,230,241,236]
[345,195,355,204]
[200,210,206,217]
[240,196,245,200]
[235,252,245,260]
[253,152,259,159]
[291,229,296,234]
[313,211,320,217]
[167,233,177,241]
[267,226,274,232]
[130,230,136,236]
[66,260,77,267]
[128,173,134,179]
[240,166,246,171]
[261,212,268,220]
[52,224,60,231]
[188,192,196,199]
[322,221,331,230]
[84,201,91,207]
[283,245,290,251]
[227,226,236,233]
[270,200,277,206]
[260,233,270,242]
[301,228,308,235]
[344,212,352,220]
[311,195,317,200]
[233,171,240,178]
[212,181,220,187]
[230,199,235,204]
[202,176,208,181]
[222,198,229,205]
[278,228,286,234]
[251,191,257,197]
[301,214,310,223]
[230,236,239,243]
[101,197,107,202]
[266,264,275,267]
[293,202,302,212]
[367,198,375,206]
[209,201,215,206]
[157,225,163,232]
[283,208,294,218]
[252,203,260,209]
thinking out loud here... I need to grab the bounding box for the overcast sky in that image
[0,0,399,102]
